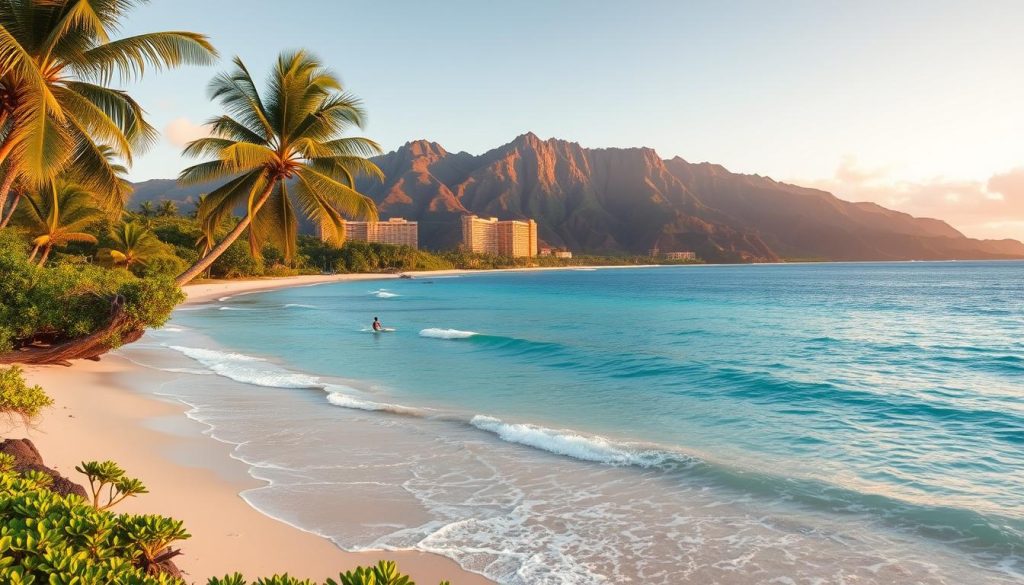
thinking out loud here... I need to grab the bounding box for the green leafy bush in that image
[0,366,53,419]
[207,561,450,585]
[0,229,184,353]
[0,462,454,585]
[0,466,188,584]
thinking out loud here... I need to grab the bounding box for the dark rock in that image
[0,437,44,467]
[19,462,89,498]
[1,438,89,498]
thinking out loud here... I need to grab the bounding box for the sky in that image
[116,0,1024,241]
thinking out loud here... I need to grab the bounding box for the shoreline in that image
[16,316,494,583]
[182,264,668,305]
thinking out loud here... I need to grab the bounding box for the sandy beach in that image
[15,272,495,585]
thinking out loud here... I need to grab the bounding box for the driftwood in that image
[0,295,144,366]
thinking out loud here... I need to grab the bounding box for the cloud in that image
[164,117,211,147]
[803,158,1024,242]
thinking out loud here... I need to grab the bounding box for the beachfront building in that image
[341,218,419,248]
[554,250,573,259]
[461,215,538,258]
[539,246,554,257]
[665,251,697,260]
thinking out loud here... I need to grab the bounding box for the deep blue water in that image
[153,262,1023,584]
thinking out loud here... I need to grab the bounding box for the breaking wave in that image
[470,415,676,467]
[166,345,325,389]
[419,328,478,339]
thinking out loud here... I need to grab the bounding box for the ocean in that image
[124,262,1023,584]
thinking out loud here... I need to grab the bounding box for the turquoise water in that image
[141,262,1023,583]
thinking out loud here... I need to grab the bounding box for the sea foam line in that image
[167,345,325,389]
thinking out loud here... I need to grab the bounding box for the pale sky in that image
[117,0,1024,241]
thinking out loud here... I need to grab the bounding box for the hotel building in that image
[341,218,419,248]
[665,251,696,260]
[461,215,538,258]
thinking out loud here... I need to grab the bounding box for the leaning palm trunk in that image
[37,245,52,266]
[174,184,274,286]
[0,170,17,222]
[0,191,20,227]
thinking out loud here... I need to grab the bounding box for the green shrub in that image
[0,463,453,585]
[207,561,450,585]
[0,366,53,419]
[0,229,183,353]
[0,466,188,584]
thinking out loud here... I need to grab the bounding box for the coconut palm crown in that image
[14,181,103,265]
[174,50,383,285]
[0,0,218,216]
[100,220,165,268]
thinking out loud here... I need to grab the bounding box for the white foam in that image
[326,391,422,416]
[470,415,671,467]
[162,326,185,333]
[218,306,255,311]
[167,345,324,389]
[284,303,316,309]
[420,328,478,340]
[371,289,400,298]
[218,296,232,301]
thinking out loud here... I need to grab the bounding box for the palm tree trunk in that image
[38,245,52,266]
[0,168,17,223]
[174,182,276,286]
[28,244,39,262]
[0,190,21,227]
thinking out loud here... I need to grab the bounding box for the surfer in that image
[372,317,383,331]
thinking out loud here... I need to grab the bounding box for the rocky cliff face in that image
[357,133,1024,261]
[131,133,1024,262]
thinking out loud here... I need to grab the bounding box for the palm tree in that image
[14,182,103,265]
[157,199,177,217]
[174,51,383,285]
[99,221,165,269]
[1,143,129,230]
[136,200,154,217]
[0,0,217,216]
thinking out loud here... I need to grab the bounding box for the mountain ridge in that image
[129,133,1024,262]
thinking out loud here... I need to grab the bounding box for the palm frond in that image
[75,31,218,84]
[196,169,265,235]
[297,166,378,221]
[177,159,237,186]
[63,80,157,152]
[208,56,273,140]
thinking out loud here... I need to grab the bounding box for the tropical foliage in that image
[0,364,51,419]
[174,50,383,284]
[12,180,103,264]
[0,229,182,359]
[0,459,451,584]
[0,0,217,221]
[99,220,174,271]
[0,462,189,584]
[76,459,148,510]
[207,561,449,585]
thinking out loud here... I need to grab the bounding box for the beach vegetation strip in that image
[0,456,451,584]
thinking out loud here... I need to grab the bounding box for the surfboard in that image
[372,327,396,333]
